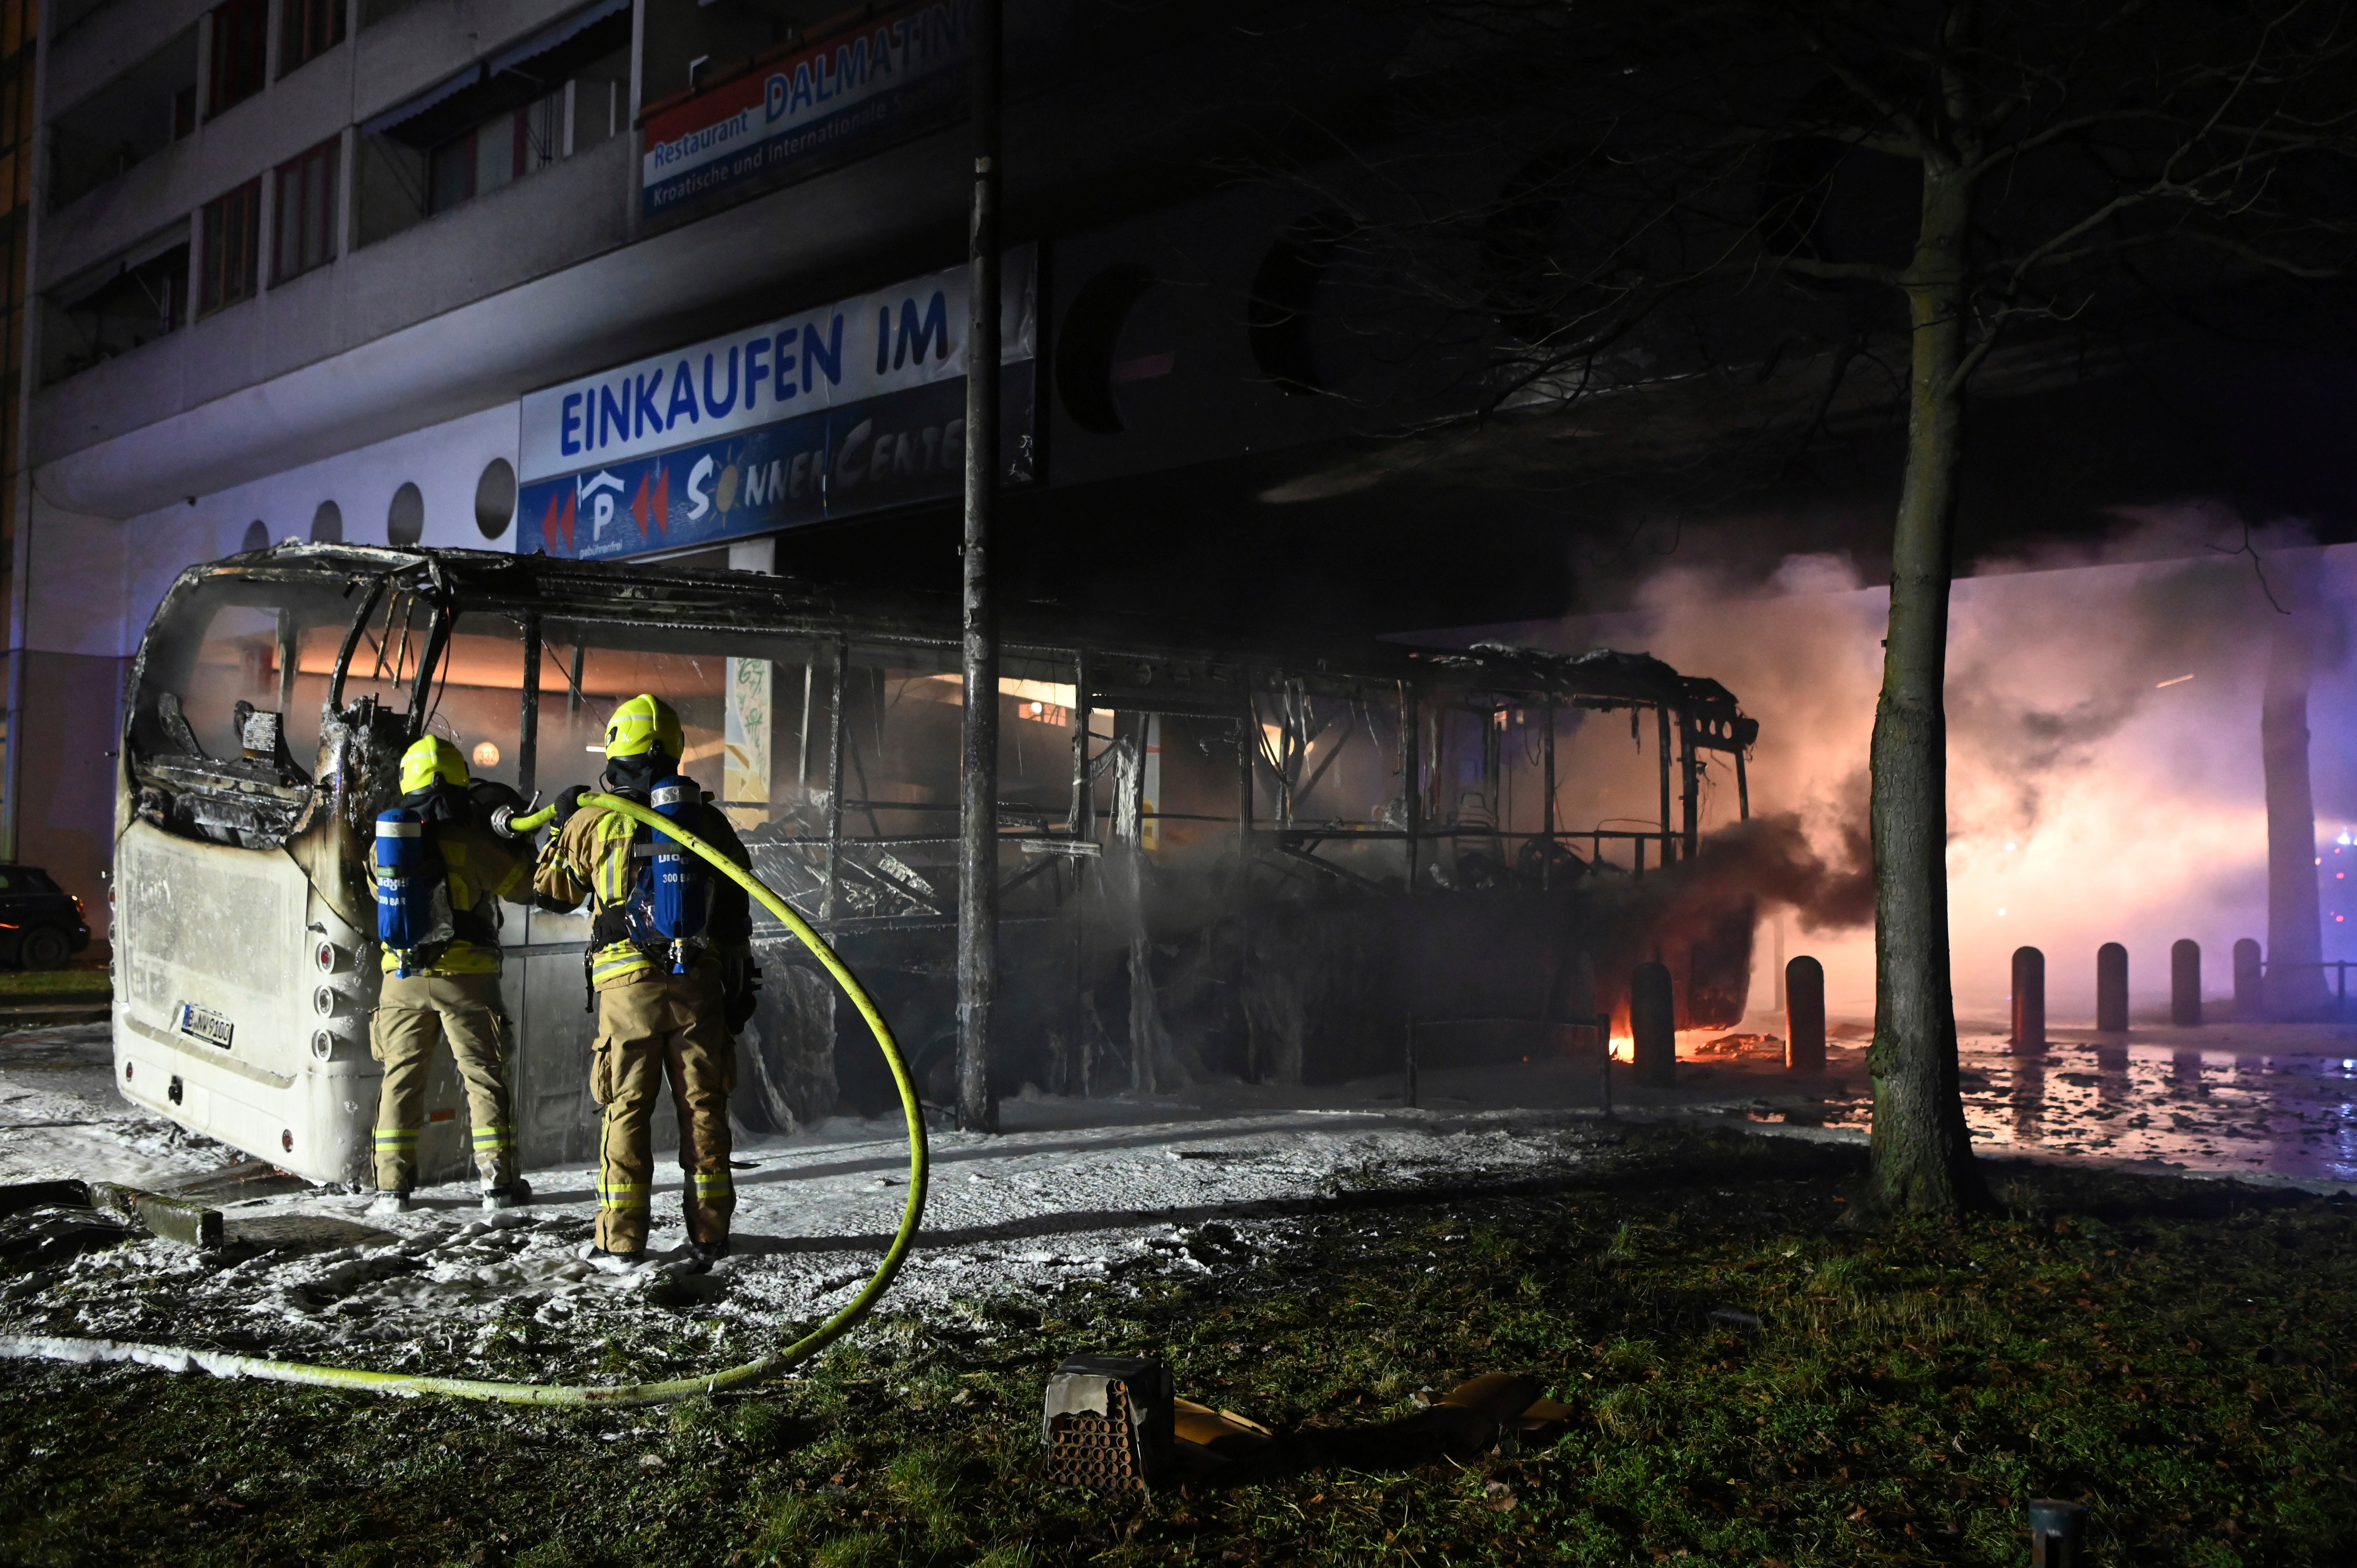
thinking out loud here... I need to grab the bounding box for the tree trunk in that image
[1863,165,1988,1216]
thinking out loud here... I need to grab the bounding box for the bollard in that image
[1785,955,1826,1072]
[2010,946,2045,1051]
[2096,942,2129,1032]
[1630,962,1676,1088]
[2232,938,2263,1021]
[2170,939,2202,1027]
[2027,1498,2088,1566]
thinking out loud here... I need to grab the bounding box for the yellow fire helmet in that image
[603,693,683,761]
[399,735,470,794]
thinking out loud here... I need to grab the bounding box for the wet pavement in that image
[8,1017,2357,1208]
[1734,1025,2357,1188]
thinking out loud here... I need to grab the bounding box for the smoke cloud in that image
[1675,809,1876,933]
[1438,512,2357,1025]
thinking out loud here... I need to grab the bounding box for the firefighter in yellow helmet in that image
[368,735,536,1216]
[532,694,756,1269]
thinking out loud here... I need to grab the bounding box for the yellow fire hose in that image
[0,793,928,1407]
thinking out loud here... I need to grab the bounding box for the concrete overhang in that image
[34,131,968,519]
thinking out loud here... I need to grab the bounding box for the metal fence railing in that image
[2258,960,2357,1016]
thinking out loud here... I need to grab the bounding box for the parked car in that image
[0,865,92,969]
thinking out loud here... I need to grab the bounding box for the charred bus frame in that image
[115,543,1760,1183]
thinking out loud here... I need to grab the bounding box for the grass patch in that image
[1,1125,2352,1564]
[0,969,109,999]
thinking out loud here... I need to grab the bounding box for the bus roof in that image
[190,542,1748,723]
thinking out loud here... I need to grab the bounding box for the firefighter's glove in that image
[724,959,760,1035]
[553,784,589,826]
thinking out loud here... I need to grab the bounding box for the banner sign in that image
[641,0,971,222]
[516,248,1035,561]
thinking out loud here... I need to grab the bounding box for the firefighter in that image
[533,693,757,1269]
[368,736,534,1216]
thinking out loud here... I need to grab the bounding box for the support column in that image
[335,126,356,260]
[516,614,540,797]
[1070,653,1092,835]
[625,0,647,237]
[1398,680,1416,892]
[254,162,275,297]
[185,209,205,327]
[955,0,1004,1134]
[194,12,214,123]
[2263,612,2328,1019]
[1655,704,1674,866]
[822,636,845,922]
[1115,715,1156,1095]
[1540,697,1555,891]
[1237,675,1255,1082]
[1069,652,1092,1094]
[1679,710,1698,857]
[274,610,297,715]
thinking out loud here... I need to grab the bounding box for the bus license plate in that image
[176,1003,234,1049]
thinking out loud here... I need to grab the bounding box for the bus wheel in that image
[19,927,70,970]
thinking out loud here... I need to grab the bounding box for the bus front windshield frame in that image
[130,570,391,777]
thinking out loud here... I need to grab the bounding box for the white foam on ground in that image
[6,1015,2354,1384]
[1,1022,1630,1379]
[0,1024,227,1190]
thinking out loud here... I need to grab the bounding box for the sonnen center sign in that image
[516,249,1037,560]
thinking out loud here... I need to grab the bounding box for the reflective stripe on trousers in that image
[369,971,518,1192]
[588,967,735,1253]
[597,1180,650,1211]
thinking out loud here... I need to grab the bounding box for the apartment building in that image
[6,0,1469,927]
[0,0,34,857]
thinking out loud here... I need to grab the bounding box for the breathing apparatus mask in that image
[599,752,666,800]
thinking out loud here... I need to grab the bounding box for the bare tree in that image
[1286,0,2357,1213]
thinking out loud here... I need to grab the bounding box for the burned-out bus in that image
[115,542,1761,1186]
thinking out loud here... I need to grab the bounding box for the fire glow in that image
[1470,530,2357,1024]
[1606,1029,1780,1063]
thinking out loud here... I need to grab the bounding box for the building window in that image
[281,0,346,76]
[207,0,269,119]
[52,241,189,381]
[48,24,201,211]
[200,179,261,314]
[356,19,628,248]
[274,140,339,284]
[427,90,562,214]
[387,480,424,544]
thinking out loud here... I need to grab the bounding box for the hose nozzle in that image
[495,803,559,839]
